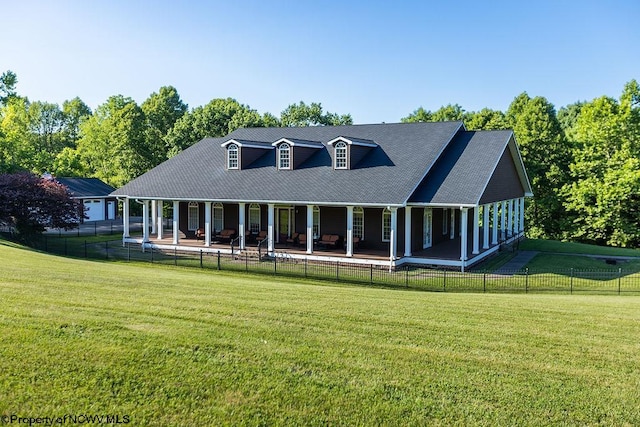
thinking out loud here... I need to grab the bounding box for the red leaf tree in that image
[0,172,82,235]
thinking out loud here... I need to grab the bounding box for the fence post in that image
[274,255,277,275]
[483,271,486,293]
[200,250,203,268]
[245,252,249,272]
[570,268,573,294]
[370,264,373,285]
[304,258,307,278]
[64,238,68,256]
[217,251,221,270]
[525,268,529,293]
[105,240,109,260]
[443,269,446,292]
[127,242,130,262]
[110,222,113,235]
[77,227,80,237]
[618,268,622,295]
[336,261,339,281]
[405,265,409,288]
[174,247,177,266]
[94,221,97,236]
[150,246,154,263]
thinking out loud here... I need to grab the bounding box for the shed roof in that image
[57,177,115,198]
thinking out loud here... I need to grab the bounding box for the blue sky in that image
[2,0,638,123]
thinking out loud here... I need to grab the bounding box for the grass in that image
[2,240,640,425]
[520,238,640,257]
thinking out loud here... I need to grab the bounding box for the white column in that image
[157,201,163,240]
[389,208,398,261]
[519,197,525,233]
[267,203,275,253]
[404,207,412,257]
[306,205,314,254]
[122,198,130,239]
[151,200,157,235]
[204,201,212,247]
[142,200,150,243]
[346,206,354,257]
[472,206,480,255]
[492,202,498,245]
[513,198,519,237]
[483,204,490,249]
[460,207,468,263]
[500,200,506,241]
[172,201,179,245]
[238,203,246,249]
[508,199,514,237]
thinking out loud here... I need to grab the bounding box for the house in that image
[111,121,532,270]
[55,177,117,222]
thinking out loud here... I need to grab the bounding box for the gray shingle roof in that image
[56,177,115,198]
[112,122,526,206]
[408,130,514,205]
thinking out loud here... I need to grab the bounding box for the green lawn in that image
[2,240,640,425]
[520,238,640,256]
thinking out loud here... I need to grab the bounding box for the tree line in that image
[1,70,638,247]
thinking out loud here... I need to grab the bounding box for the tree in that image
[75,95,146,187]
[61,97,92,147]
[0,70,18,106]
[165,98,265,156]
[0,96,32,173]
[466,108,507,130]
[280,101,352,127]
[141,86,187,167]
[401,107,432,123]
[506,93,570,239]
[0,172,81,235]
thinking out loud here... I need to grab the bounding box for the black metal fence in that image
[21,235,640,295]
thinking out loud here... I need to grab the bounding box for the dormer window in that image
[335,141,347,169]
[227,143,239,169]
[278,143,291,169]
[327,136,377,170]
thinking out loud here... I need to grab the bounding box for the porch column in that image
[238,202,246,249]
[306,205,314,254]
[513,198,519,237]
[267,203,275,254]
[507,199,513,236]
[492,202,499,245]
[404,207,412,257]
[172,201,179,245]
[472,206,480,255]
[142,200,150,243]
[204,201,212,247]
[151,200,157,235]
[519,197,525,233]
[500,200,507,240]
[460,207,468,263]
[483,204,490,249]
[157,201,163,240]
[389,207,398,261]
[122,198,130,239]
[346,206,354,257]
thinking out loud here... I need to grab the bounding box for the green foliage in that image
[2,241,640,424]
[0,70,18,106]
[141,86,187,167]
[280,101,352,127]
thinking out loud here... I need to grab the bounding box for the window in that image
[442,208,448,235]
[313,206,320,238]
[335,141,347,169]
[213,203,224,233]
[382,209,391,242]
[227,143,238,169]
[278,143,290,169]
[423,208,433,248]
[249,204,261,233]
[450,209,455,239]
[188,202,199,231]
[353,207,364,239]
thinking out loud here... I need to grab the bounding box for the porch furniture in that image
[286,232,299,246]
[298,233,307,247]
[195,228,206,241]
[256,230,268,245]
[352,236,360,249]
[318,234,341,249]
[216,228,236,243]
[244,230,254,244]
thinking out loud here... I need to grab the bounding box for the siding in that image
[479,147,525,204]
